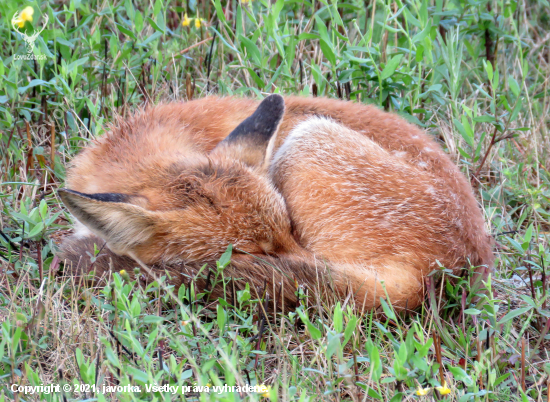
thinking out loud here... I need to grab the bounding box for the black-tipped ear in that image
[211,94,285,167]
[223,94,285,146]
[59,189,156,256]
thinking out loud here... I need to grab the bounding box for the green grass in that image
[0,0,549,400]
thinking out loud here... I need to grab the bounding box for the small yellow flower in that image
[182,13,191,27]
[415,386,431,396]
[181,320,189,326]
[436,382,451,395]
[13,6,34,28]
[259,384,271,398]
[119,269,131,281]
[21,6,34,21]
[195,17,205,28]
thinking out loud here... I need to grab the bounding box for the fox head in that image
[59,95,301,264]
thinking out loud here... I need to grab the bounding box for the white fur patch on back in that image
[272,117,343,167]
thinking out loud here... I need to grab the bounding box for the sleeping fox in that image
[58,94,493,310]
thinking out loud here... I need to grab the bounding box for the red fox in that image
[58,95,493,310]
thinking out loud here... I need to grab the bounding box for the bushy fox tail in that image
[58,235,427,311]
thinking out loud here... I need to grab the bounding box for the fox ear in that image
[59,189,156,256]
[212,94,285,167]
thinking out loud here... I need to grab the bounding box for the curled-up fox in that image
[58,94,493,310]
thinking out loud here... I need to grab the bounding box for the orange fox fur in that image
[58,95,494,310]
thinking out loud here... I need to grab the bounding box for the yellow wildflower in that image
[182,13,191,27]
[436,382,451,395]
[259,384,271,398]
[21,6,34,21]
[415,386,431,396]
[119,269,131,281]
[195,16,205,28]
[13,6,34,28]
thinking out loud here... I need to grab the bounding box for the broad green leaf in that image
[217,305,226,333]
[380,54,403,80]
[126,366,149,384]
[343,316,358,348]
[296,308,322,340]
[143,315,164,323]
[484,60,493,81]
[319,39,336,66]
[325,333,341,360]
[239,36,262,66]
[333,302,343,333]
[27,222,45,239]
[508,76,520,97]
[522,223,533,251]
[218,244,232,269]
[148,15,166,34]
[39,199,47,219]
[498,306,532,325]
[139,31,163,47]
[116,23,137,40]
[449,366,474,386]
[510,97,523,123]
[67,57,89,74]
[18,79,50,94]
[212,0,226,24]
[380,298,396,321]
